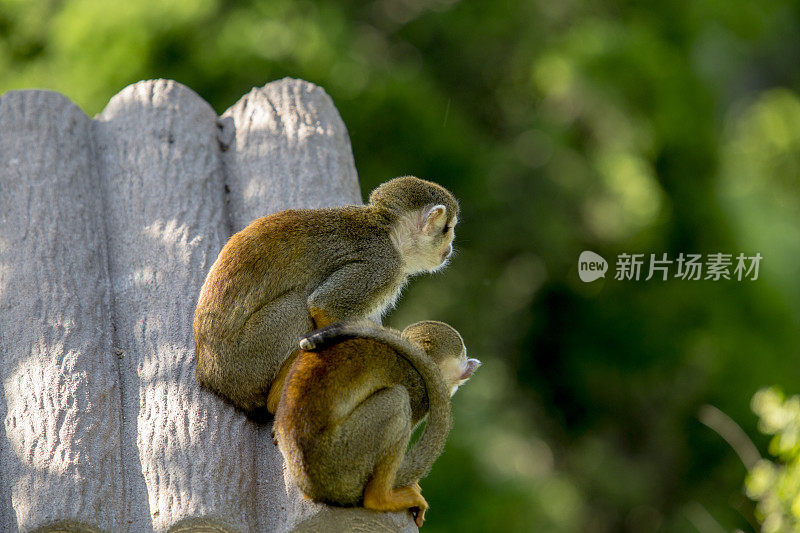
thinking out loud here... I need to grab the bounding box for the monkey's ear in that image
[421,204,447,235]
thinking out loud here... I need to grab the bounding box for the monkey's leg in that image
[345,386,428,523]
[238,293,312,413]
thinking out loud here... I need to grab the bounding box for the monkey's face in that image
[437,217,457,264]
[424,214,456,273]
[391,206,457,275]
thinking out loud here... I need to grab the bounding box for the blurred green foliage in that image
[749,388,800,532]
[2,0,800,531]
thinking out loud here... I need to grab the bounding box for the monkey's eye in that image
[442,225,450,235]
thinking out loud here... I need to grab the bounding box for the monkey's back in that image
[195,206,398,334]
[280,338,426,433]
[274,338,428,504]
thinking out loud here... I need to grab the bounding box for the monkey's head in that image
[402,321,480,396]
[369,176,459,275]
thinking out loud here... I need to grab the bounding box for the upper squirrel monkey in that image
[273,320,480,527]
[193,176,459,417]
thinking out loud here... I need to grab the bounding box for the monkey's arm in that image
[307,260,400,327]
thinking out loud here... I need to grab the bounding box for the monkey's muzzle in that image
[461,358,481,380]
[442,244,453,261]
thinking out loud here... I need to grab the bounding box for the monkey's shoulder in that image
[242,206,386,238]
[288,338,425,407]
[226,206,396,261]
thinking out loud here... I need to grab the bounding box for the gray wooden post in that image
[0,78,416,533]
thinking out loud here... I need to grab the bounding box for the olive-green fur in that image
[369,176,459,224]
[193,176,458,415]
[274,320,460,506]
[403,321,466,364]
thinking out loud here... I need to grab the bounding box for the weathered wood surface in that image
[0,78,416,533]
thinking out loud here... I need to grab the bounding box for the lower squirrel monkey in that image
[273,320,480,527]
[193,176,459,419]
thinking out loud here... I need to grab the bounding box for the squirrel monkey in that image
[193,176,459,417]
[273,320,480,527]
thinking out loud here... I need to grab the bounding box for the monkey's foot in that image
[409,480,425,524]
[363,483,428,525]
[411,505,427,528]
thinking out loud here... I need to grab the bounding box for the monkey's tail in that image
[298,322,356,351]
[299,319,392,351]
[393,343,452,488]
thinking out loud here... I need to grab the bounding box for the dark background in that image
[3,1,800,530]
